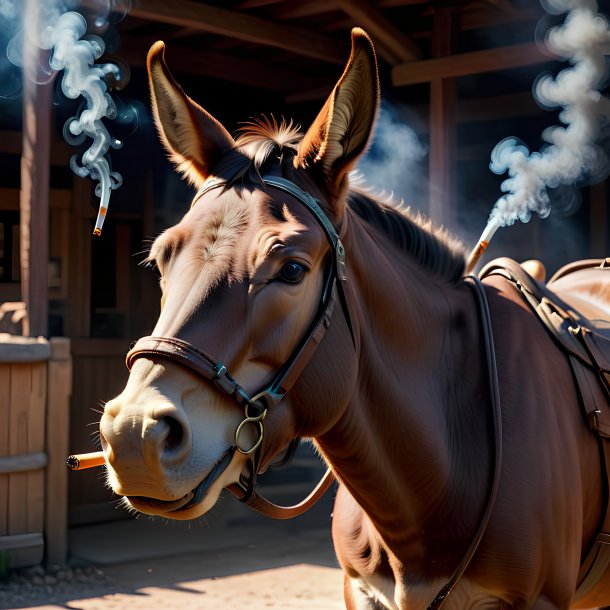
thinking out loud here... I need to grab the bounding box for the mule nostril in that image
[162,416,184,452]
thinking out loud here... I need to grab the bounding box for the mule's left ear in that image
[147,41,235,188]
[296,28,379,195]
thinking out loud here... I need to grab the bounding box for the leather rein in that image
[126,175,351,519]
[125,175,504,608]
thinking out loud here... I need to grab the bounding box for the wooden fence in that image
[0,334,71,568]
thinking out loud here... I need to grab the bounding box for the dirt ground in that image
[1,523,345,610]
[40,563,344,610]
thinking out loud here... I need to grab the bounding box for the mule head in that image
[100,29,379,519]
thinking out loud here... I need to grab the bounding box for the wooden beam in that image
[236,0,284,8]
[457,91,542,123]
[392,42,552,86]
[121,41,327,92]
[335,0,421,64]
[20,0,51,338]
[460,5,541,31]
[271,0,338,21]
[428,7,456,226]
[129,0,346,65]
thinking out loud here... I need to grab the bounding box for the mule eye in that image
[278,261,307,284]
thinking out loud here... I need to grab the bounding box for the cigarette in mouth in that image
[66,451,106,471]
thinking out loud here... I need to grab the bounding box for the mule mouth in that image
[124,447,236,516]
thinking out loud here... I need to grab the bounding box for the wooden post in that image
[428,7,456,227]
[44,338,71,565]
[20,0,52,337]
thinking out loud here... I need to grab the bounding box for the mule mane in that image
[348,189,466,283]
[214,117,465,283]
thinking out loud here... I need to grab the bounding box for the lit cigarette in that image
[66,451,106,471]
[465,217,501,275]
[465,240,489,275]
[93,206,107,237]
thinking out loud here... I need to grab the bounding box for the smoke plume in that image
[1,0,130,235]
[484,0,610,241]
[356,104,428,206]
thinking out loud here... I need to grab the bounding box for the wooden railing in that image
[0,335,71,567]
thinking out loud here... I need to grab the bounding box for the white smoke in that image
[0,0,16,20]
[356,104,428,205]
[44,11,123,234]
[3,1,129,235]
[486,0,610,236]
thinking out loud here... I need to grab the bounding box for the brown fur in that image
[99,30,610,610]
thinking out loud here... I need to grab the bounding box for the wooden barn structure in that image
[0,0,608,567]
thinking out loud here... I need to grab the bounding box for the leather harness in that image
[480,257,610,602]
[125,174,507,608]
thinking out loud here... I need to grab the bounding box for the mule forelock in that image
[201,116,465,284]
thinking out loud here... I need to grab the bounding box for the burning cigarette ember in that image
[66,451,105,471]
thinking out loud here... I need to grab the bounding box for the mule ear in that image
[147,41,235,188]
[296,28,379,193]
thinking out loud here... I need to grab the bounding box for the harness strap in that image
[126,336,264,411]
[427,275,504,610]
[227,467,336,519]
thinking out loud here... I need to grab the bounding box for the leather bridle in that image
[125,174,504,608]
[126,174,354,518]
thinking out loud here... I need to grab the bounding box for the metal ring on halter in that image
[234,400,268,455]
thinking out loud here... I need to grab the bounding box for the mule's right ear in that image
[147,41,235,188]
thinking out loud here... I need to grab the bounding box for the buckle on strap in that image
[213,363,234,394]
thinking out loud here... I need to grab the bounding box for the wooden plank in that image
[26,363,46,535]
[0,335,51,362]
[45,338,71,565]
[129,0,346,65]
[20,0,52,337]
[335,0,421,63]
[8,364,31,535]
[392,42,552,86]
[0,532,44,550]
[0,452,47,474]
[68,350,129,523]
[0,531,44,568]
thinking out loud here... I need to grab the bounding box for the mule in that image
[99,29,610,609]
